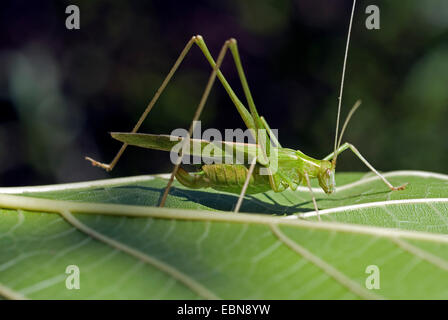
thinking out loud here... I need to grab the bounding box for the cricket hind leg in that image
[162,37,277,209]
[86,34,272,209]
[175,167,211,189]
[159,38,244,207]
[323,142,407,191]
[260,116,281,148]
[85,36,198,171]
[86,35,260,172]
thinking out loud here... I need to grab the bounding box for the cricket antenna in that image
[332,99,361,166]
[333,0,357,167]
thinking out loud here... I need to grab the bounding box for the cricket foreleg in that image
[85,36,198,171]
[323,142,407,191]
[304,173,321,221]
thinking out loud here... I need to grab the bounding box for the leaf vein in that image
[58,209,220,300]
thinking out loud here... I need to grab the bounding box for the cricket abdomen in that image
[203,164,272,194]
[175,164,272,194]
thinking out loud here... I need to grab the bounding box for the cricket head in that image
[318,160,336,194]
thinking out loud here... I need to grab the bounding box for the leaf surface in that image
[0,170,447,299]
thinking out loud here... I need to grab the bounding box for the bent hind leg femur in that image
[175,167,211,189]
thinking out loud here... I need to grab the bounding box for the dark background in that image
[0,0,447,187]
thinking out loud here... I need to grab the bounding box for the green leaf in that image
[0,170,447,299]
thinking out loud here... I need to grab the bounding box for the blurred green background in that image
[0,0,447,186]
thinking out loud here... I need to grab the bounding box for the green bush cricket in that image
[86,0,407,218]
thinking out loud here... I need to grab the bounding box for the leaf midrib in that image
[0,193,448,245]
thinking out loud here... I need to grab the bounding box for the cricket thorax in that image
[276,149,335,193]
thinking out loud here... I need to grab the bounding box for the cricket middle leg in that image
[304,172,321,221]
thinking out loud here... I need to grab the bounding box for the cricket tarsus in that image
[85,156,113,171]
[89,0,407,217]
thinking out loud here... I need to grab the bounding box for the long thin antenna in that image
[332,99,361,164]
[333,0,357,166]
